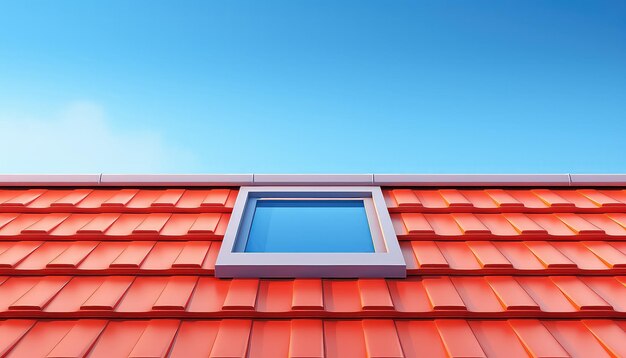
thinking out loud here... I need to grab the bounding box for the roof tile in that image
[51,189,92,207]
[151,189,185,207]
[362,319,404,358]
[552,241,609,270]
[543,321,613,357]
[152,276,197,310]
[128,319,180,358]
[47,241,97,268]
[324,321,367,358]
[410,241,449,268]
[531,189,575,208]
[466,241,512,268]
[452,213,490,234]
[0,189,46,207]
[201,189,232,207]
[390,189,421,207]
[8,276,69,310]
[80,276,134,310]
[110,241,154,268]
[0,320,34,356]
[46,319,107,358]
[289,320,324,358]
[556,213,604,234]
[550,276,611,310]
[21,213,68,234]
[86,320,149,358]
[583,320,626,358]
[581,277,626,312]
[422,277,466,310]
[186,277,230,313]
[508,319,569,357]
[292,279,323,310]
[102,189,139,207]
[132,213,171,234]
[324,280,362,312]
[578,189,625,207]
[116,277,169,312]
[438,189,473,207]
[516,277,577,312]
[435,320,486,358]
[168,321,220,358]
[583,241,626,268]
[357,279,394,310]
[485,276,539,310]
[0,241,42,268]
[5,320,75,358]
[503,213,547,235]
[524,241,576,268]
[209,319,252,358]
[494,242,545,270]
[44,276,105,312]
[248,320,291,357]
[222,279,259,310]
[469,321,530,358]
[451,277,504,312]
[171,241,211,268]
[396,321,449,357]
[484,189,524,208]
[399,213,433,234]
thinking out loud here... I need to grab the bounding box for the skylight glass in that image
[244,199,374,253]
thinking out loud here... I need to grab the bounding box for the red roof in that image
[0,184,625,357]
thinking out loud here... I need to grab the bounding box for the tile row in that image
[5,187,626,213]
[0,275,625,317]
[3,240,625,275]
[0,241,221,274]
[385,188,626,212]
[0,213,230,239]
[401,240,626,274]
[4,212,626,240]
[0,189,237,212]
[393,212,626,239]
[1,318,624,358]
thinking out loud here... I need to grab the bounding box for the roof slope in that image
[0,187,625,357]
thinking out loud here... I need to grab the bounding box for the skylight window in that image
[244,199,375,253]
[216,187,406,278]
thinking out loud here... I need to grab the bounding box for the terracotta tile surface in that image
[0,275,623,317]
[4,317,621,358]
[0,186,624,356]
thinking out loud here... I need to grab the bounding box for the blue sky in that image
[0,1,624,174]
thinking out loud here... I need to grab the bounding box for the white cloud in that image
[0,101,198,173]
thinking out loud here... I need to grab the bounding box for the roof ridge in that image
[0,174,625,186]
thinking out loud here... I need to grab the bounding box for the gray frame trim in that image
[0,174,625,186]
[215,186,406,278]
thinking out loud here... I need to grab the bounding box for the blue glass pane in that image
[245,200,374,253]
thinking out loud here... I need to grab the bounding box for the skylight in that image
[216,186,406,278]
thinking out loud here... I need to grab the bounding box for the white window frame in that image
[215,186,406,278]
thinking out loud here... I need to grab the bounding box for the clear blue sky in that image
[0,1,624,174]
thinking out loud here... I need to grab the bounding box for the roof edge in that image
[100,174,253,186]
[374,174,573,186]
[0,174,102,186]
[0,174,624,187]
